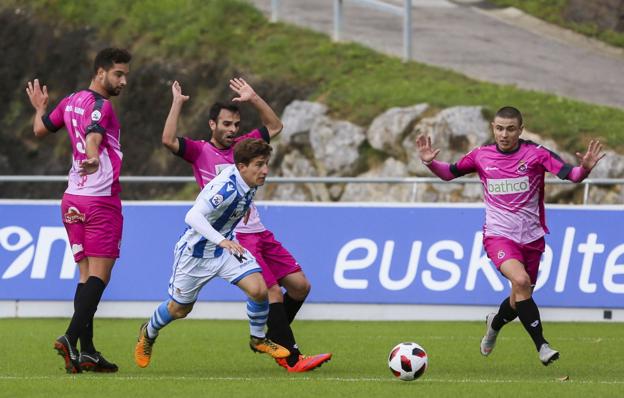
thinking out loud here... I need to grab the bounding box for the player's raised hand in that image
[26,79,49,111]
[230,78,256,103]
[416,134,440,164]
[219,239,245,256]
[576,140,606,170]
[171,81,190,102]
[79,157,100,176]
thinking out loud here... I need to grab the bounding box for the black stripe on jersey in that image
[557,163,573,179]
[450,163,464,177]
[175,136,186,157]
[42,114,61,133]
[85,98,106,135]
[258,126,270,143]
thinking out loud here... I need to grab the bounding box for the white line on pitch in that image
[0,375,622,384]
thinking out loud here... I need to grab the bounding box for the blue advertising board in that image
[0,201,622,307]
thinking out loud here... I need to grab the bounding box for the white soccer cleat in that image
[539,343,560,366]
[480,312,498,356]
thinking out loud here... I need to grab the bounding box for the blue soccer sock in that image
[247,298,269,338]
[147,301,174,339]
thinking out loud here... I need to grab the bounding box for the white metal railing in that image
[269,0,413,61]
[1,175,623,205]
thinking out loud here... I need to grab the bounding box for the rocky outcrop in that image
[366,104,428,159]
[309,117,366,176]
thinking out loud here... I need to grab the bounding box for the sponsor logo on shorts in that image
[64,207,85,224]
[487,176,529,195]
[71,244,84,255]
[497,250,505,259]
[210,194,224,207]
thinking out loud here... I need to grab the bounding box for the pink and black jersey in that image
[449,140,575,244]
[175,127,270,233]
[43,89,123,197]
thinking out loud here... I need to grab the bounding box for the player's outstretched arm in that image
[26,79,50,137]
[162,81,190,154]
[416,134,457,181]
[567,140,607,182]
[230,77,283,138]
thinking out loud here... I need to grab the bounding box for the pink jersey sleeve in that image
[566,166,590,182]
[537,146,575,180]
[427,160,456,181]
[450,149,478,177]
[177,137,204,163]
[233,126,270,145]
[42,96,69,133]
[84,99,112,136]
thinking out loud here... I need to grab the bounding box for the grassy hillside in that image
[6,0,624,154]
[489,0,624,49]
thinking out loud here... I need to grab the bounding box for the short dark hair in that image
[234,139,272,166]
[93,48,132,75]
[495,106,523,126]
[209,102,239,122]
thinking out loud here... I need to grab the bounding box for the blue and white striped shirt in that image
[178,165,255,258]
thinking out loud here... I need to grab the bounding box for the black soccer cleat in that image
[54,335,82,374]
[79,351,119,373]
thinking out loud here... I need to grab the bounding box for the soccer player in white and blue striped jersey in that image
[134,139,290,368]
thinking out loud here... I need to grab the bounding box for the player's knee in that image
[247,283,268,302]
[169,304,193,319]
[288,279,311,301]
[510,275,532,292]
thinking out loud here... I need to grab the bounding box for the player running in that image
[26,48,131,374]
[134,139,290,368]
[157,78,331,372]
[416,106,605,366]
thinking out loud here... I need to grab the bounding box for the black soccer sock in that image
[283,293,305,325]
[267,302,301,367]
[516,297,548,351]
[73,283,96,353]
[491,297,518,331]
[65,276,106,347]
[81,318,96,354]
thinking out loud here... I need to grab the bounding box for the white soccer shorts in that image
[167,241,261,304]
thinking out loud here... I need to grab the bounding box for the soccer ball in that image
[388,342,428,381]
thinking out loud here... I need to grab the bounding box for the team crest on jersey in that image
[497,250,506,259]
[517,160,528,174]
[64,207,85,224]
[210,194,224,207]
[91,110,102,122]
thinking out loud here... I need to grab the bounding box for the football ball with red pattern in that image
[388,342,428,381]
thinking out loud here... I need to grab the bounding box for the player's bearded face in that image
[492,117,522,152]
[239,156,270,187]
[211,110,241,149]
[102,63,129,97]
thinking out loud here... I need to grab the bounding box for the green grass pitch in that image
[0,318,622,397]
